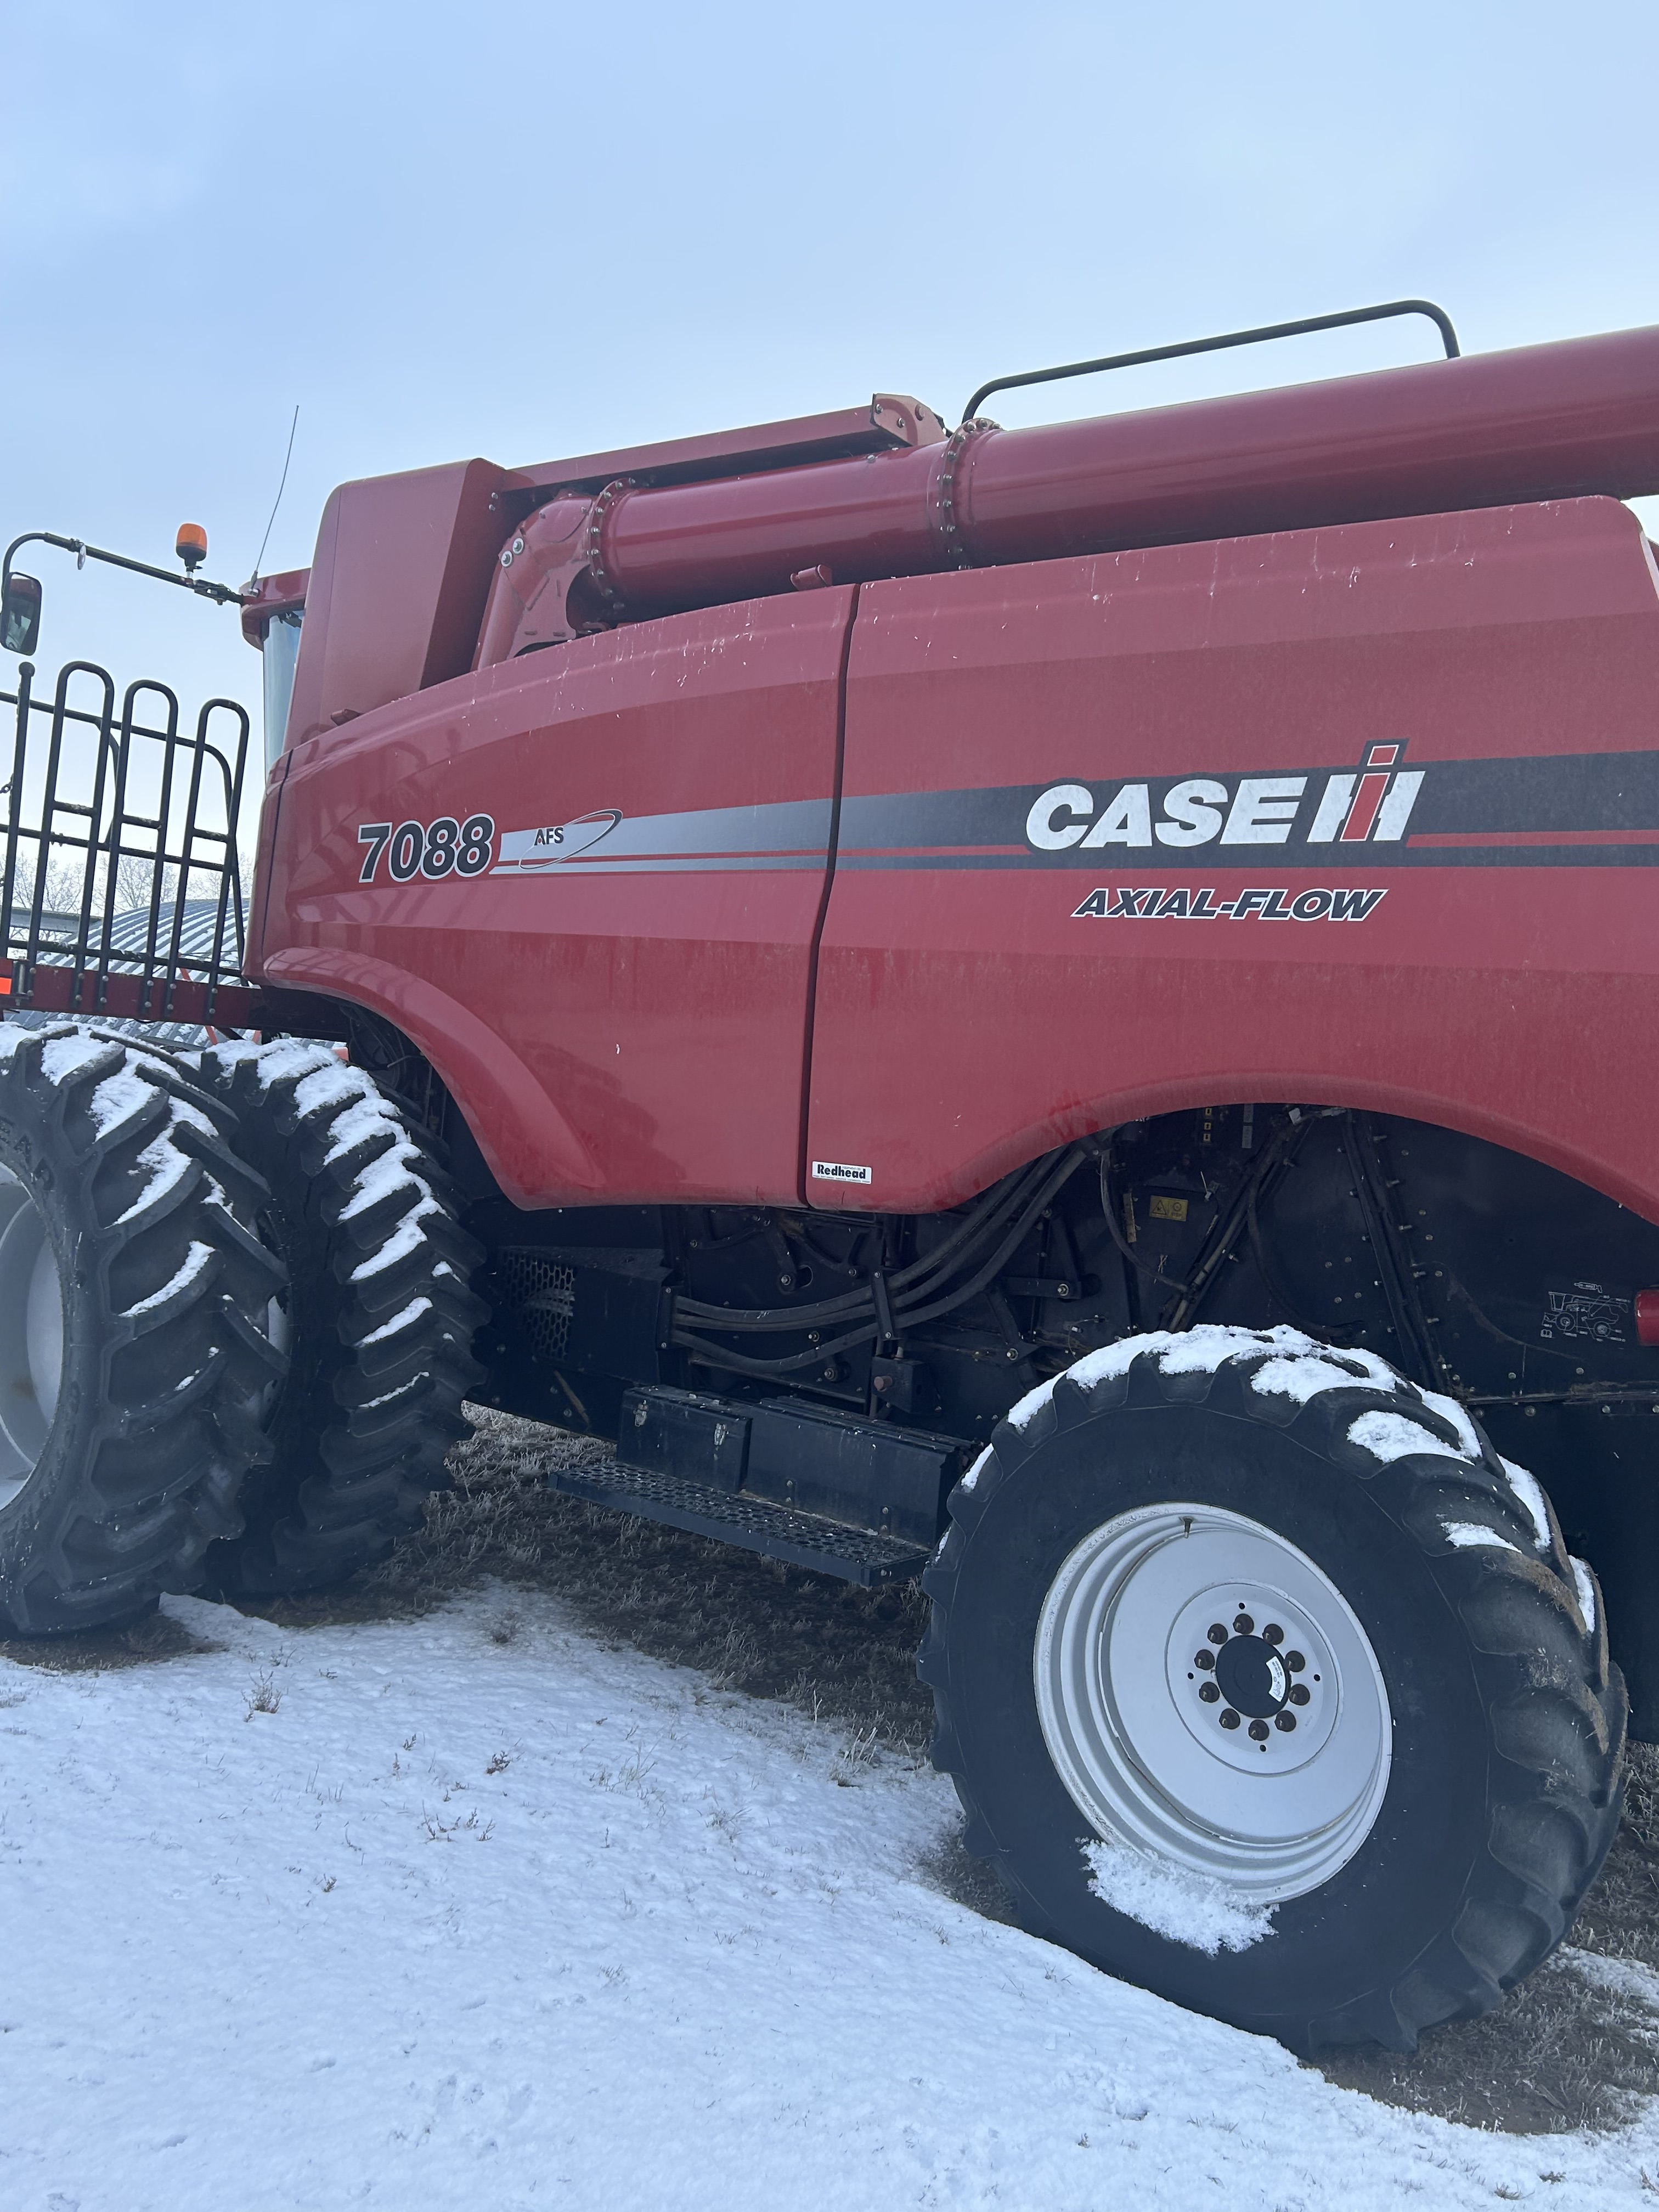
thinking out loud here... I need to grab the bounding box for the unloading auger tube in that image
[478,324,1659,654]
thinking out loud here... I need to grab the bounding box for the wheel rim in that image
[0,1165,64,1509]
[1034,1503,1392,1901]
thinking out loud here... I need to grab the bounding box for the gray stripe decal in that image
[493,798,832,872]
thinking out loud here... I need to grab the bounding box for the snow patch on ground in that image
[3,1586,1656,2208]
[1083,1836,1276,1955]
[1561,1946,1659,2008]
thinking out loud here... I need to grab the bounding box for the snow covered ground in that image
[4,1586,1658,2210]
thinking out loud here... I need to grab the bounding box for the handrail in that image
[961,298,1462,426]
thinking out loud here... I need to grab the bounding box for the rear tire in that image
[0,1022,285,1634]
[196,1040,486,1594]
[921,1324,1626,2051]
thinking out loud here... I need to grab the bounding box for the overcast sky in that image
[5,1,1657,718]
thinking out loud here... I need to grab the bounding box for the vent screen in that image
[497,1251,576,1361]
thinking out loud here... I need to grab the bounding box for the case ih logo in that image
[1025,744,1421,853]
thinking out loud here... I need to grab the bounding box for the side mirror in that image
[1,572,41,656]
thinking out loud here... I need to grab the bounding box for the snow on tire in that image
[919,1323,1627,2052]
[0,1022,286,1634]
[195,1040,487,1594]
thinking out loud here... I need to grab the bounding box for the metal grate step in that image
[551,1459,931,1585]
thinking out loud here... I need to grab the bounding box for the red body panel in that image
[251,493,1659,1227]
[256,590,855,1208]
[809,497,1659,1216]
[286,459,528,744]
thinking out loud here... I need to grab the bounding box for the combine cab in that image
[5,303,1657,2050]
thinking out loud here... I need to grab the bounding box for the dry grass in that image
[8,1401,1659,2136]
[0,1605,211,1673]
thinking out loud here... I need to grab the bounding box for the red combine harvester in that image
[4,302,1657,2050]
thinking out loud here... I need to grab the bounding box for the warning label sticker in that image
[1540,1282,1630,1346]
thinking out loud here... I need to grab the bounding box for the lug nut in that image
[1248,1720,1269,1742]
[1194,1650,1215,1671]
[1219,1709,1241,1730]
[1233,1613,1255,1635]
[1199,1681,1220,1703]
[1207,1624,1228,1645]
[1262,1623,1284,1646]
[1275,1712,1297,1731]
[1285,1651,1306,1673]
[1289,1684,1311,1707]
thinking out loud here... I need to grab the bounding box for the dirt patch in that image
[361,1408,940,1754]
[1313,1945,1659,2135]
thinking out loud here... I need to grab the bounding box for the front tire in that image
[0,1023,285,1634]
[196,1040,486,1594]
[921,1325,1626,2051]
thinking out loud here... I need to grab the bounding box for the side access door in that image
[255,589,855,1207]
[804,498,1659,1221]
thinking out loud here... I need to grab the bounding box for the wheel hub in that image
[1213,1629,1289,1720]
[1034,1503,1392,1900]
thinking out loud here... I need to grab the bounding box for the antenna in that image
[251,404,300,583]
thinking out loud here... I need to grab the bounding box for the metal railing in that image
[0,658,260,1028]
